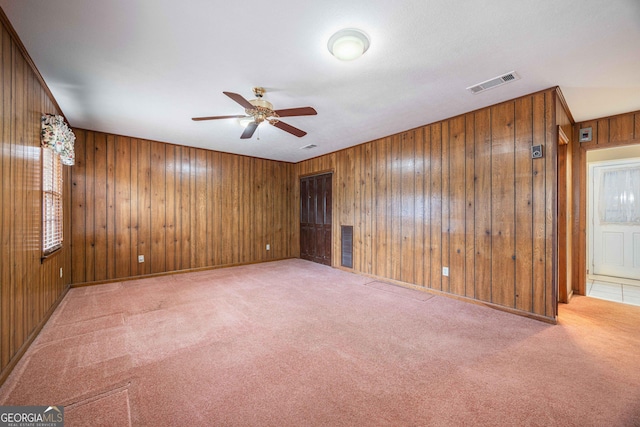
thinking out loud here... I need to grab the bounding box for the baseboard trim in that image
[0,284,71,386]
[335,267,557,324]
[71,257,296,288]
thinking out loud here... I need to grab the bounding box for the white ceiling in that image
[1,0,639,162]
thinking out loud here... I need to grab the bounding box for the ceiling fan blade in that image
[273,107,317,117]
[271,120,307,137]
[224,91,255,110]
[240,122,259,139]
[192,114,246,121]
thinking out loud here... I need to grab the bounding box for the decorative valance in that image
[41,114,75,166]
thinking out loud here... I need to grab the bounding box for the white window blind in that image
[43,147,63,254]
[599,166,640,224]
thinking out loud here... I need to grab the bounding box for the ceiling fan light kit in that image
[327,28,370,61]
[192,87,317,139]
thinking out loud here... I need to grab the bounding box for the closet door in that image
[300,173,332,265]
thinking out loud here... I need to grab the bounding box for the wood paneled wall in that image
[0,17,71,383]
[296,89,561,320]
[572,110,640,295]
[70,130,296,284]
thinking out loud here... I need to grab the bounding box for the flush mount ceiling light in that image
[327,28,370,61]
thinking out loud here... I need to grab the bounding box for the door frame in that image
[587,156,640,281]
[574,141,640,296]
[558,126,572,303]
[299,171,334,266]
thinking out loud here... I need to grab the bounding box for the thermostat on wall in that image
[531,145,543,159]
[579,127,593,142]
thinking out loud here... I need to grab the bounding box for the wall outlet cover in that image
[138,255,144,263]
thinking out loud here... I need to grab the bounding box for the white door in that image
[590,160,640,280]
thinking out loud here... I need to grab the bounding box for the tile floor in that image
[587,278,640,306]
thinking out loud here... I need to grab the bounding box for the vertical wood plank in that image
[220,153,232,265]
[531,93,546,315]
[206,151,215,265]
[114,136,131,278]
[400,131,415,284]
[165,145,176,272]
[430,124,442,291]
[490,102,516,308]
[129,139,139,277]
[210,151,219,265]
[71,130,86,283]
[230,154,240,263]
[597,119,609,145]
[422,127,432,288]
[179,147,190,269]
[150,141,166,274]
[106,135,116,280]
[84,131,96,282]
[441,121,450,293]
[373,138,388,278]
[449,116,466,296]
[609,114,634,143]
[93,133,108,282]
[514,97,534,312]
[464,114,476,298]
[474,110,492,302]
[414,130,425,287]
[195,149,207,267]
[364,142,373,274]
[138,139,151,276]
[389,136,402,280]
[353,145,363,271]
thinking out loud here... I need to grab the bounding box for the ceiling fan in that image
[192,87,317,139]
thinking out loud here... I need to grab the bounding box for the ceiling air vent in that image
[467,71,520,94]
[300,144,317,150]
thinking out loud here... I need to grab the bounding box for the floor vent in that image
[341,225,353,268]
[467,71,520,94]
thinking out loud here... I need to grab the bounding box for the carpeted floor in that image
[1,259,639,426]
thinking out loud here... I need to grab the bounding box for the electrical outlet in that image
[266,244,270,251]
[59,267,63,278]
[138,255,145,263]
[442,266,449,277]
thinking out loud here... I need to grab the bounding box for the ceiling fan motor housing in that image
[247,98,278,124]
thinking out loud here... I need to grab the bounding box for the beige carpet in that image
[1,259,639,426]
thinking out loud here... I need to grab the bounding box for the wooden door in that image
[300,173,332,265]
[590,160,640,280]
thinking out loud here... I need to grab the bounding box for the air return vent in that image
[300,144,317,150]
[341,225,353,268]
[467,71,520,94]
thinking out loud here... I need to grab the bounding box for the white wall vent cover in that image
[300,144,317,150]
[467,71,520,94]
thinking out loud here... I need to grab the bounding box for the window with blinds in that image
[42,147,63,255]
